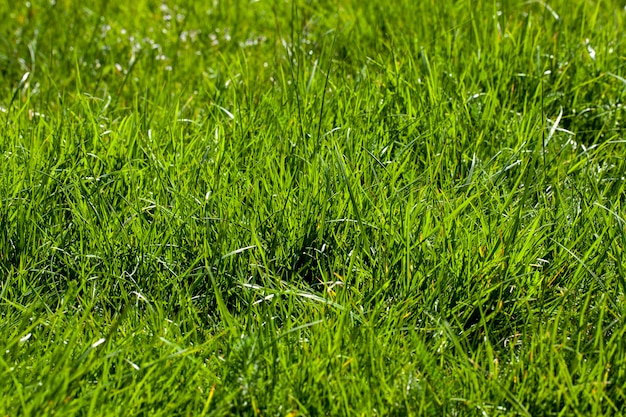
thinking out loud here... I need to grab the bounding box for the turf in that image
[1,0,626,415]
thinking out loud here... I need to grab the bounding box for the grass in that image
[1,0,626,415]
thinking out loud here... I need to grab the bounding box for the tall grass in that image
[1,0,625,415]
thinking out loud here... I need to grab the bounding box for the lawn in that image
[1,0,625,415]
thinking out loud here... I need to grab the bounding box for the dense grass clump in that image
[1,0,626,415]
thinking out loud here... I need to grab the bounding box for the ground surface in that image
[1,0,626,415]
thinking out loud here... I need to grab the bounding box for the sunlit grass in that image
[1,0,626,415]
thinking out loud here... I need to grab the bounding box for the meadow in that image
[1,0,626,415]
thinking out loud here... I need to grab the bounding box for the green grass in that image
[1,0,626,415]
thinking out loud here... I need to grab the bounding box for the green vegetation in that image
[1,0,625,415]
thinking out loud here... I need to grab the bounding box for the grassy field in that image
[1,0,626,415]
